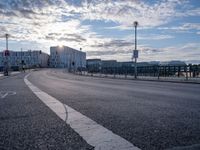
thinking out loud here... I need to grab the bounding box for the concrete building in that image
[0,50,49,71]
[101,60,118,68]
[87,59,101,66]
[86,59,101,72]
[50,46,86,70]
[159,61,186,66]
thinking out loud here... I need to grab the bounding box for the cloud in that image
[87,42,200,63]
[0,0,199,63]
[139,35,174,40]
[79,0,200,28]
[144,43,200,62]
[87,49,130,56]
[90,39,133,48]
[176,7,200,17]
[1,0,199,28]
[59,34,86,42]
[158,23,200,31]
[81,0,182,27]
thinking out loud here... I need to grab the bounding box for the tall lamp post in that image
[80,48,82,75]
[4,34,10,76]
[5,34,9,50]
[133,21,139,79]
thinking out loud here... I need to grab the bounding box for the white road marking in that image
[0,91,16,99]
[24,74,140,150]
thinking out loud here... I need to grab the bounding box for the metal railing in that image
[76,65,200,82]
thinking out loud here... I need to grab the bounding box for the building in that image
[86,59,102,72]
[101,60,118,68]
[87,59,101,66]
[0,50,49,71]
[159,61,186,66]
[50,46,86,70]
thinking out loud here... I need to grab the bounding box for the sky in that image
[0,0,200,63]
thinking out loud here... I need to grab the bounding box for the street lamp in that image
[80,47,82,74]
[4,33,10,76]
[5,34,9,50]
[133,21,139,79]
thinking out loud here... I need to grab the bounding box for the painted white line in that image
[24,74,140,150]
[0,91,16,99]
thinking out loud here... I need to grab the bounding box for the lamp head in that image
[133,21,138,27]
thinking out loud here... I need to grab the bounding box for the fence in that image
[81,64,200,81]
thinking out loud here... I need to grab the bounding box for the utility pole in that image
[4,34,10,76]
[21,48,23,70]
[80,48,82,75]
[133,21,139,79]
[5,34,9,50]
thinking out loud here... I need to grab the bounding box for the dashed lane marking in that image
[24,74,140,150]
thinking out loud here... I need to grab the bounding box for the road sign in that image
[133,50,138,58]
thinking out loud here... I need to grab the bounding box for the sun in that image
[57,41,64,48]
[58,43,64,48]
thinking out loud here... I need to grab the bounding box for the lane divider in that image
[24,74,140,150]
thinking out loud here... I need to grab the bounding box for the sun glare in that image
[58,43,64,48]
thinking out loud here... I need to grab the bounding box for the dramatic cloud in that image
[90,39,133,48]
[158,23,200,31]
[0,0,199,63]
[138,34,174,40]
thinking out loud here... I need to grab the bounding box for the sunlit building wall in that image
[50,46,86,69]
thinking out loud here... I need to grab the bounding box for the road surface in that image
[0,69,200,150]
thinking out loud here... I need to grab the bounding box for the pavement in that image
[0,72,93,150]
[0,71,21,79]
[29,69,200,150]
[0,69,200,150]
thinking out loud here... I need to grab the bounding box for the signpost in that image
[133,50,138,59]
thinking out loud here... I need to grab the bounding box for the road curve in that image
[28,69,200,150]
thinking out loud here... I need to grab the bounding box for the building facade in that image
[86,59,101,72]
[0,50,49,71]
[50,46,86,70]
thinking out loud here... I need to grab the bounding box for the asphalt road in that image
[0,72,93,150]
[26,69,200,150]
[1,69,200,150]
